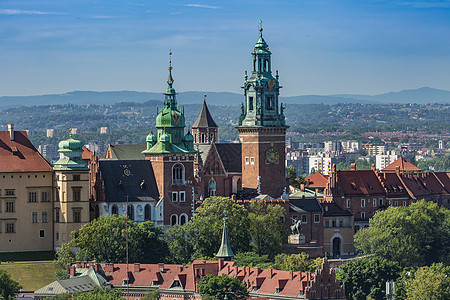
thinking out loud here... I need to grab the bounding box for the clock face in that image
[265,146,279,164]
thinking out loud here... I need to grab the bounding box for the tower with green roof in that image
[53,132,90,248]
[237,23,289,198]
[143,52,196,228]
[216,214,234,261]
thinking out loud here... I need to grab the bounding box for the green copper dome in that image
[160,133,170,142]
[183,131,194,142]
[54,133,88,171]
[146,132,157,142]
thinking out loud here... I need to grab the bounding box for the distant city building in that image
[38,144,59,161]
[375,152,398,170]
[46,129,55,137]
[324,141,342,153]
[341,140,361,153]
[100,126,109,134]
[363,143,386,155]
[87,140,106,155]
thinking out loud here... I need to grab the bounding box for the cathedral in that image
[90,27,289,228]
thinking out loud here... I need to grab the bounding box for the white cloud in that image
[184,4,220,9]
[0,9,65,15]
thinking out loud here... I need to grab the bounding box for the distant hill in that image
[0,87,449,109]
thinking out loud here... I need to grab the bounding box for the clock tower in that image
[237,25,288,198]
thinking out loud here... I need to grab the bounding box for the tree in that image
[0,269,21,300]
[336,256,401,300]
[165,224,195,264]
[142,290,159,300]
[54,216,168,278]
[407,263,450,300]
[48,287,122,300]
[233,252,271,268]
[197,274,249,300]
[273,253,322,272]
[355,200,450,268]
[288,165,299,188]
[190,197,251,258]
[248,201,286,258]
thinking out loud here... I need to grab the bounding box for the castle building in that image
[53,134,90,248]
[237,26,289,198]
[0,125,53,252]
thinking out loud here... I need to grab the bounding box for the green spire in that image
[216,212,234,261]
[165,49,176,107]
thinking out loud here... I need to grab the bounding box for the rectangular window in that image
[291,215,298,223]
[42,212,48,223]
[32,212,38,223]
[72,188,81,202]
[332,219,336,227]
[55,208,60,223]
[6,222,15,233]
[379,199,383,206]
[0,199,2,213]
[28,191,38,203]
[373,198,377,207]
[250,157,255,165]
[403,201,407,207]
[39,229,45,238]
[361,199,365,208]
[5,189,15,196]
[249,97,254,111]
[346,199,351,208]
[301,214,307,223]
[172,192,178,202]
[179,191,185,202]
[0,221,2,233]
[266,95,274,110]
[245,157,249,165]
[73,174,80,181]
[6,201,14,212]
[324,220,329,227]
[41,191,50,202]
[339,219,344,227]
[56,232,59,241]
[361,212,366,219]
[73,209,81,223]
[395,201,399,207]
[314,214,320,223]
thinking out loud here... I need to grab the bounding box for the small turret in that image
[54,131,88,170]
[216,212,234,261]
[146,131,157,150]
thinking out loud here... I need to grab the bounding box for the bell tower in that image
[237,23,288,198]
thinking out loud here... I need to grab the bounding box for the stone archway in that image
[330,232,344,258]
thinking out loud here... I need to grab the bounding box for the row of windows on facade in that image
[31,211,48,223]
[109,204,152,221]
[195,133,215,144]
[0,189,50,202]
[291,214,321,224]
[170,213,189,226]
[55,208,82,223]
[55,174,81,181]
[347,198,407,208]
[0,223,46,238]
[245,157,255,165]
[247,95,276,111]
[1,174,46,179]
[292,214,350,228]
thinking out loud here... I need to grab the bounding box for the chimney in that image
[104,263,114,272]
[69,266,76,277]
[254,267,261,276]
[300,184,305,191]
[289,271,294,280]
[268,269,273,278]
[395,166,400,175]
[218,258,224,270]
[159,263,165,272]
[8,124,14,141]
[134,263,140,273]
[350,163,356,170]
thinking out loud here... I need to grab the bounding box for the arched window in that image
[94,205,100,219]
[180,214,188,225]
[172,164,184,185]
[171,214,178,226]
[127,204,134,221]
[208,178,216,197]
[144,204,151,221]
[201,133,205,144]
[111,205,118,215]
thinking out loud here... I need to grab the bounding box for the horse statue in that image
[290,219,302,235]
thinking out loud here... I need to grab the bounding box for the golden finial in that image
[168,49,173,70]
[259,20,263,36]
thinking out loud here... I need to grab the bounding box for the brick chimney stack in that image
[8,124,14,141]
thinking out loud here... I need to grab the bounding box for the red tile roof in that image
[338,170,385,196]
[0,131,52,172]
[382,157,422,172]
[305,172,328,187]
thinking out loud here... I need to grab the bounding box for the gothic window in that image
[144,204,151,221]
[172,164,184,185]
[210,133,214,143]
[171,214,178,226]
[249,96,254,111]
[265,96,274,110]
[201,133,205,144]
[127,205,134,221]
[180,214,188,225]
[111,205,118,215]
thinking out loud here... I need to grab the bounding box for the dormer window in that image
[170,280,181,288]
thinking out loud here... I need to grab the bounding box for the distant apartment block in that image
[46,129,55,137]
[375,152,398,170]
[363,143,386,155]
[100,127,110,134]
[38,144,58,161]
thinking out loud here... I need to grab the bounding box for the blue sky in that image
[1,0,450,97]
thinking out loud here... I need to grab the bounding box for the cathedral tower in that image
[142,53,196,227]
[192,95,218,145]
[237,25,288,198]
